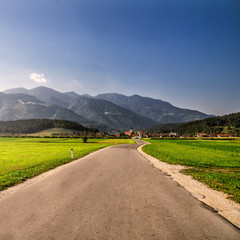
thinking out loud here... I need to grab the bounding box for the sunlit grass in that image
[143,139,240,203]
[0,137,134,191]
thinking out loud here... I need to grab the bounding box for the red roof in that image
[218,134,229,137]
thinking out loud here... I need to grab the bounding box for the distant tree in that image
[82,131,88,143]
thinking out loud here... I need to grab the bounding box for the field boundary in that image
[137,141,240,229]
[0,145,113,200]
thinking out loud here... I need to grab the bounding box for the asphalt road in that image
[0,142,239,240]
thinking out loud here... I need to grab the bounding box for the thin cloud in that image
[29,73,48,83]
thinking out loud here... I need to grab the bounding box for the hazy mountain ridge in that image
[3,87,157,131]
[2,86,213,131]
[68,96,157,131]
[95,93,212,123]
[5,87,72,108]
[0,93,88,124]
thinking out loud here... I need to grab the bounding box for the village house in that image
[196,133,209,137]
[217,134,229,138]
[209,134,217,137]
[114,133,120,138]
[124,131,132,136]
[138,131,143,139]
[169,132,178,137]
[95,132,104,138]
[157,133,167,138]
[124,128,133,137]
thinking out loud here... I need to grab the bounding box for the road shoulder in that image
[137,142,240,229]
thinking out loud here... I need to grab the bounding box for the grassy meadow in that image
[143,139,240,203]
[0,137,133,191]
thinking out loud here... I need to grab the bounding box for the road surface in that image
[0,142,239,239]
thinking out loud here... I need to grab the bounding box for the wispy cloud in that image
[29,73,48,83]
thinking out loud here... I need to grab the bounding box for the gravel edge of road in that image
[137,142,240,229]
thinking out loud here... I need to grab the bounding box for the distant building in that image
[138,130,143,139]
[114,133,120,138]
[95,132,103,138]
[169,132,178,137]
[217,134,229,138]
[209,134,217,137]
[158,133,167,138]
[124,131,132,136]
[125,128,134,137]
[196,133,208,137]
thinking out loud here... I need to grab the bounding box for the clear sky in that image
[0,0,239,115]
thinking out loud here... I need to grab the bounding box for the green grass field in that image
[0,137,133,191]
[143,139,240,203]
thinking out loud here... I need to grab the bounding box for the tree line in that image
[0,119,99,134]
[145,112,240,136]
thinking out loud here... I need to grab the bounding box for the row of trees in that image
[176,112,240,135]
[0,119,99,134]
[145,112,240,136]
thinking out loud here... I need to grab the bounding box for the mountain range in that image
[1,86,213,132]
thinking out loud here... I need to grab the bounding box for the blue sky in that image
[0,0,239,115]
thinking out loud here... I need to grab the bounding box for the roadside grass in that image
[143,139,240,203]
[0,137,134,191]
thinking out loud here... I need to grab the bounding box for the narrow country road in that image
[0,142,239,240]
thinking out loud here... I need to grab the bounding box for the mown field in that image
[143,139,240,203]
[0,137,133,191]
